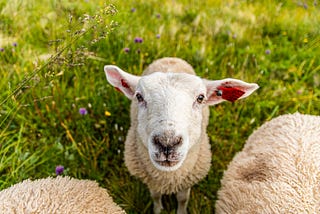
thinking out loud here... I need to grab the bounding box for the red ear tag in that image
[121,79,130,89]
[217,86,245,102]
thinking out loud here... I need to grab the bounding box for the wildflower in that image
[134,37,143,43]
[303,2,308,9]
[156,34,160,39]
[0,48,4,52]
[131,8,136,12]
[12,42,17,47]
[136,48,141,54]
[105,110,111,117]
[79,107,88,115]
[124,47,130,53]
[156,14,161,19]
[265,49,271,55]
[303,38,308,43]
[55,165,64,175]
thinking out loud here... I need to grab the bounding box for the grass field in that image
[1,0,320,213]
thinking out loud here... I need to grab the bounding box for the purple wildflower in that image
[265,49,271,55]
[136,48,141,54]
[303,2,308,9]
[156,34,160,39]
[79,107,88,115]
[131,8,136,12]
[13,42,17,47]
[124,47,130,53]
[0,48,4,52]
[134,37,143,43]
[297,89,303,94]
[55,165,64,175]
[156,14,161,19]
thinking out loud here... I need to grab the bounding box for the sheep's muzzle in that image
[152,132,183,167]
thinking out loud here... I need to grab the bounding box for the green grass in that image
[1,0,320,213]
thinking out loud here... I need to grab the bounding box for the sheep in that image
[215,113,320,213]
[104,57,259,214]
[0,176,125,214]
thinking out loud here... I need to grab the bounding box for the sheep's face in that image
[104,63,259,172]
[135,72,206,171]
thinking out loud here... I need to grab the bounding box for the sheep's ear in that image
[204,78,259,105]
[104,65,140,99]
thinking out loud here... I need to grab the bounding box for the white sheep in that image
[0,176,125,214]
[104,57,259,214]
[215,112,320,213]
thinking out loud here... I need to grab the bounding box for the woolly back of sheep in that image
[215,113,320,213]
[0,176,125,214]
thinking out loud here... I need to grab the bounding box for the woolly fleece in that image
[124,57,212,194]
[215,113,320,213]
[0,176,125,214]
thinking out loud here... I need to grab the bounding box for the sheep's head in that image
[104,65,259,172]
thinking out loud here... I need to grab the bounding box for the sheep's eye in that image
[196,94,205,104]
[136,93,144,103]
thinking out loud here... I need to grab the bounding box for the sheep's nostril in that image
[153,135,162,147]
[173,136,183,147]
[152,136,164,153]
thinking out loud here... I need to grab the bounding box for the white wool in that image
[215,113,320,213]
[0,176,125,214]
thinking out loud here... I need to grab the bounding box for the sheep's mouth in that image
[153,151,181,167]
[150,152,185,171]
[155,160,180,167]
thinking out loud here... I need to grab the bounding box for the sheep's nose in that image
[152,132,183,156]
